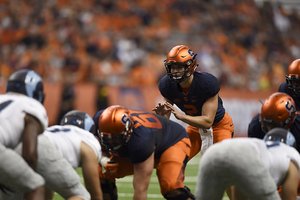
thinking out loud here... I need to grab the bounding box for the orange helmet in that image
[98,105,133,153]
[286,59,300,96]
[164,45,198,83]
[260,92,296,133]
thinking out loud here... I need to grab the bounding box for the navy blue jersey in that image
[159,71,225,125]
[248,113,300,153]
[278,82,300,110]
[93,110,188,164]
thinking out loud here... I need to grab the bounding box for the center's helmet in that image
[60,110,96,135]
[164,45,198,83]
[98,105,133,153]
[6,69,45,104]
[286,59,300,97]
[260,92,296,133]
[263,127,297,148]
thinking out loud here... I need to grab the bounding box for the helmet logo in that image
[121,114,131,126]
[188,49,194,56]
[285,101,295,113]
[25,75,40,83]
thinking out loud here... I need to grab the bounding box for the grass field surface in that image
[54,153,229,200]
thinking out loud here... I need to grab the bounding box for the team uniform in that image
[158,71,234,158]
[44,125,102,168]
[195,138,300,200]
[0,94,47,195]
[12,125,99,200]
[278,82,300,110]
[95,109,191,196]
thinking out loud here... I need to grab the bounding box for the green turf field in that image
[54,153,229,200]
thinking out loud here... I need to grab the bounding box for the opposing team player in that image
[152,45,234,158]
[196,128,300,200]
[0,69,48,200]
[278,59,300,110]
[12,110,103,200]
[97,105,194,200]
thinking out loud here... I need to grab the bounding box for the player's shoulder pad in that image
[195,72,220,95]
[278,82,287,93]
[158,75,169,92]
[22,96,48,131]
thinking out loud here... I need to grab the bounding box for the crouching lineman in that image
[9,110,103,200]
[196,128,300,200]
[0,69,48,200]
[96,105,195,200]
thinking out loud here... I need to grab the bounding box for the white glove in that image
[100,156,111,173]
[100,156,119,175]
[199,127,213,156]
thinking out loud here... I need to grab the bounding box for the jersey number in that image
[132,113,162,129]
[183,104,198,116]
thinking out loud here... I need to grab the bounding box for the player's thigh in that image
[0,144,44,193]
[212,112,234,143]
[156,138,190,195]
[186,125,201,160]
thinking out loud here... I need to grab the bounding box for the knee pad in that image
[163,186,195,200]
[100,178,118,200]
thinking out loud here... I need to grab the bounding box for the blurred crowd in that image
[1,0,300,91]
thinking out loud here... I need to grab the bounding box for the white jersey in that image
[0,94,48,149]
[222,138,300,186]
[43,125,102,168]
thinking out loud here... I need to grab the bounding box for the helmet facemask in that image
[286,75,300,97]
[99,110,133,155]
[260,116,291,133]
[165,56,197,83]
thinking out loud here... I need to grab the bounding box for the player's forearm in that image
[179,114,213,129]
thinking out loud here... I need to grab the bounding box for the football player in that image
[248,92,300,198]
[248,92,300,151]
[278,59,300,110]
[152,45,234,158]
[11,110,102,200]
[96,105,195,200]
[0,69,48,200]
[196,128,300,200]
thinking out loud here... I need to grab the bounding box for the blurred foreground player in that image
[13,110,102,200]
[196,128,300,200]
[0,69,48,200]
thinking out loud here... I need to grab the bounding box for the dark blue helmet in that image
[60,110,96,135]
[6,69,45,104]
[263,127,297,148]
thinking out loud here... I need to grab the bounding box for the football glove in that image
[100,156,119,175]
